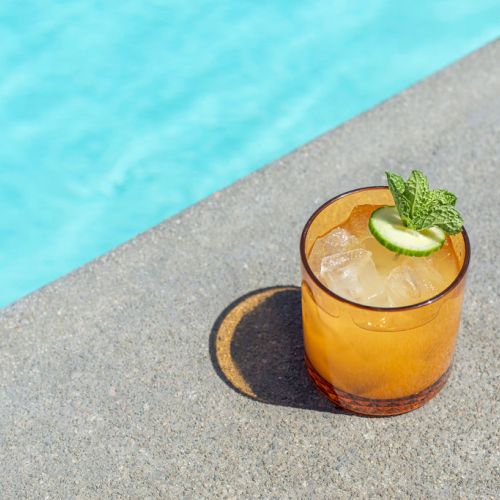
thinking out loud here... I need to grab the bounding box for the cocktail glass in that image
[300,187,470,416]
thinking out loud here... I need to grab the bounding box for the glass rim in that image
[300,186,471,312]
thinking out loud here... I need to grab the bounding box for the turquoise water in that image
[1,1,499,307]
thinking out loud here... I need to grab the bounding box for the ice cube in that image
[342,204,376,241]
[411,258,443,292]
[362,236,410,276]
[428,238,453,265]
[308,228,359,276]
[426,239,457,289]
[385,265,420,306]
[386,259,443,306]
[320,249,386,306]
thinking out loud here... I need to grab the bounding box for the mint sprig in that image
[386,170,463,235]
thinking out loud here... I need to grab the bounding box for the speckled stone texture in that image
[1,40,499,498]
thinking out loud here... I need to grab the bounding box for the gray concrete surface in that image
[1,40,500,498]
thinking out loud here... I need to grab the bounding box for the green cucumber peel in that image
[369,206,445,257]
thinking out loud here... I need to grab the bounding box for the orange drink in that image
[300,187,470,416]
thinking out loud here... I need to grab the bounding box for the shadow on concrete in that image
[209,286,345,414]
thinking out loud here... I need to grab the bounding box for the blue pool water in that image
[1,2,499,307]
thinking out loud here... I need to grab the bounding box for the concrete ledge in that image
[1,40,499,497]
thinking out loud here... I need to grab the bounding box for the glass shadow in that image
[209,286,345,414]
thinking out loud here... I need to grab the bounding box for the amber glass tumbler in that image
[300,187,470,416]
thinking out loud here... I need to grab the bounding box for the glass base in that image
[305,355,451,416]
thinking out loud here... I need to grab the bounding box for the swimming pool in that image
[1,1,499,307]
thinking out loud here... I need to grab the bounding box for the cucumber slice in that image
[369,206,445,256]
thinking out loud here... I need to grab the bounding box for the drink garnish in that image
[369,170,464,256]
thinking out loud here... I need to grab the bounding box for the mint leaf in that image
[386,172,410,224]
[384,170,464,235]
[428,189,457,207]
[404,170,429,220]
[386,172,405,195]
[412,189,459,229]
[418,205,464,235]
